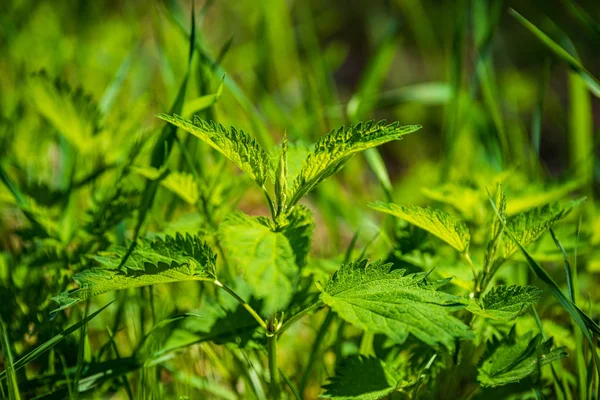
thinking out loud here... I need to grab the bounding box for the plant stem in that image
[278,301,324,336]
[267,317,280,399]
[263,186,277,221]
[214,280,267,330]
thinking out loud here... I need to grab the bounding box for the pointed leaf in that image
[52,233,216,311]
[156,114,272,187]
[289,121,420,206]
[467,285,542,320]
[369,202,470,253]
[320,259,473,350]
[502,200,582,259]
[478,329,567,387]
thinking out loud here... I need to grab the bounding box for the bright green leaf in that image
[218,212,298,314]
[289,121,420,206]
[478,328,567,387]
[467,285,542,320]
[156,114,272,187]
[369,202,470,253]
[320,259,473,350]
[52,233,216,311]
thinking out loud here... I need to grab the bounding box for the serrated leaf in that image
[478,328,567,387]
[502,200,581,259]
[467,285,542,320]
[369,202,471,253]
[289,120,420,206]
[321,356,400,400]
[320,259,473,350]
[52,233,216,311]
[278,205,314,268]
[156,114,272,187]
[218,212,298,314]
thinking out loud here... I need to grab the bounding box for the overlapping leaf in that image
[478,328,567,387]
[53,233,216,311]
[289,121,420,206]
[278,205,314,267]
[156,114,272,187]
[321,356,401,400]
[320,259,472,350]
[369,202,470,253]
[502,200,581,258]
[467,285,542,320]
[218,212,298,314]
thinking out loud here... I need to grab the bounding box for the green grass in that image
[0,1,599,399]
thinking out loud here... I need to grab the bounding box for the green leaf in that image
[27,70,102,153]
[289,120,420,206]
[467,285,542,320]
[278,205,314,268]
[502,200,581,259]
[218,212,298,314]
[52,233,216,311]
[320,259,473,350]
[156,114,272,187]
[369,202,471,253]
[321,356,400,400]
[132,166,199,205]
[478,328,567,387]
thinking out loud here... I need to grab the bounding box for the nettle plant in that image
[42,109,598,399]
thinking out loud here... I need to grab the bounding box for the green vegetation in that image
[1,1,599,399]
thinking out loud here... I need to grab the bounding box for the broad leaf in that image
[369,202,471,253]
[320,259,473,350]
[467,285,542,320]
[218,212,298,314]
[53,233,216,311]
[321,356,401,400]
[289,120,420,206]
[156,114,272,187]
[478,328,567,387]
[502,200,581,259]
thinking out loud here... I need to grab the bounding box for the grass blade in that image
[0,317,21,400]
[509,8,600,97]
[1,302,112,380]
[487,190,600,377]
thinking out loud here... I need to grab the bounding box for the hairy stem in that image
[214,280,267,330]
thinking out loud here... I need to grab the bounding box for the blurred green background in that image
[1,0,600,398]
